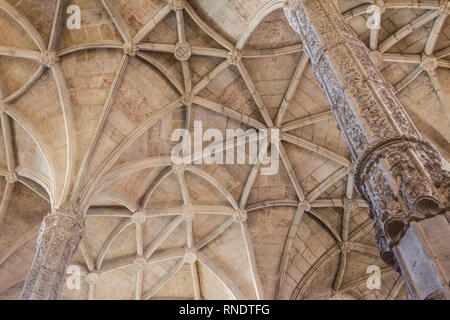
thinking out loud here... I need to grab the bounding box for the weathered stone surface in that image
[19,208,84,300]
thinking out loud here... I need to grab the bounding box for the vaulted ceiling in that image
[0,0,448,300]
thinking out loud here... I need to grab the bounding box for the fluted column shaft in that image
[20,208,84,300]
[284,0,449,299]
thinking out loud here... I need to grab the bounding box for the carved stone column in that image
[284,0,449,299]
[20,208,84,300]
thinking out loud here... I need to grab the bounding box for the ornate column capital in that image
[339,241,351,252]
[347,162,355,176]
[284,0,449,271]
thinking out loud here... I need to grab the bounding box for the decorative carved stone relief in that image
[184,251,198,264]
[20,207,84,300]
[227,49,242,65]
[174,42,192,61]
[299,200,311,213]
[0,102,7,114]
[168,0,185,11]
[439,0,449,16]
[40,51,58,68]
[133,257,148,271]
[123,42,138,57]
[284,0,449,269]
[182,205,195,221]
[5,172,18,184]
[343,198,357,214]
[421,54,438,72]
[86,272,100,285]
[131,211,146,225]
[234,209,248,223]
